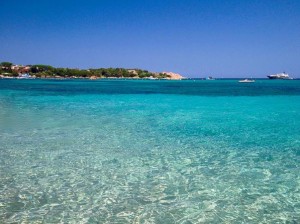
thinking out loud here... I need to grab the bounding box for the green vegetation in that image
[88,68,157,78]
[0,61,171,79]
[0,62,13,68]
[0,64,19,77]
[0,62,13,74]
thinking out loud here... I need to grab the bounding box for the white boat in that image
[147,76,157,80]
[206,76,215,80]
[238,79,255,83]
[267,72,292,79]
[17,73,32,79]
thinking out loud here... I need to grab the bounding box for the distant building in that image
[11,65,31,74]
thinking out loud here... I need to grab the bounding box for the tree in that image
[30,65,54,73]
[1,62,13,69]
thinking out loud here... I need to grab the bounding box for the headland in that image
[0,62,184,80]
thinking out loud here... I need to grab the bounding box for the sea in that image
[0,79,299,223]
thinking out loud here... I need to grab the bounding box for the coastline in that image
[0,76,185,80]
[0,63,185,80]
[1,76,298,80]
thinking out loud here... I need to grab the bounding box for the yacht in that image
[17,73,32,79]
[206,76,215,80]
[267,72,292,79]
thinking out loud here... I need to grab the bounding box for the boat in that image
[206,76,215,80]
[147,76,157,80]
[238,79,255,83]
[267,72,292,79]
[17,73,32,79]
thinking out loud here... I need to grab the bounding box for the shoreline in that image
[0,76,185,81]
[0,76,298,80]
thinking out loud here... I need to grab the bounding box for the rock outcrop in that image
[162,72,184,80]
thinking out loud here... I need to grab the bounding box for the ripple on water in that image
[1,85,300,223]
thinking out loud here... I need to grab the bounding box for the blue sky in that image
[1,0,300,78]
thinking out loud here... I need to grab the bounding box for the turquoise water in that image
[0,79,300,223]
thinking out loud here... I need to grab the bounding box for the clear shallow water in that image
[0,79,300,223]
